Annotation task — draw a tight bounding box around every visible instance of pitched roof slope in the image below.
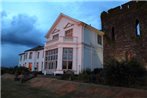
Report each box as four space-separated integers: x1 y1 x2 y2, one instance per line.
25 45 44 52
45 13 104 38
19 45 44 55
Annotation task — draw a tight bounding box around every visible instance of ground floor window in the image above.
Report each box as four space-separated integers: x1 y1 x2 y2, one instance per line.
62 48 73 70
45 48 58 69
35 62 38 71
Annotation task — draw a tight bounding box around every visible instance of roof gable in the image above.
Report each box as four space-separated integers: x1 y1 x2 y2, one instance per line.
64 22 74 29
52 28 60 34
45 13 104 38
45 13 81 38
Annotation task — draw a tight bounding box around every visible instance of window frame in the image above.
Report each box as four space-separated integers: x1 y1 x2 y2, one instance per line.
65 29 73 38
97 34 102 45
45 48 58 69
62 48 73 70
52 34 59 40
37 52 40 59
29 52 33 59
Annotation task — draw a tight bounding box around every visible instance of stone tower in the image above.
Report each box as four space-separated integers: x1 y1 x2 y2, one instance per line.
101 1 147 67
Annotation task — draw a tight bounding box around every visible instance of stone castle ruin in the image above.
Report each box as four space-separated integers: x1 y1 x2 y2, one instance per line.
101 1 147 67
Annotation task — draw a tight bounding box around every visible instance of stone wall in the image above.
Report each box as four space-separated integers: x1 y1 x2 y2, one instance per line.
101 1 147 66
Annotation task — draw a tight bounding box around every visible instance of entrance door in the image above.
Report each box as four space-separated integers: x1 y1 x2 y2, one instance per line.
29 63 32 71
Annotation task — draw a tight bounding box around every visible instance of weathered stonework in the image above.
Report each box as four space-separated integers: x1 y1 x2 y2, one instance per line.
101 1 147 66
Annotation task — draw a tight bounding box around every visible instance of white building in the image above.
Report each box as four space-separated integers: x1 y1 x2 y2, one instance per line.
19 46 44 72
44 13 104 75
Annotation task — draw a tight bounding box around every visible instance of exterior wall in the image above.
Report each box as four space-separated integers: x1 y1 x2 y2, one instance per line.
101 1 147 66
46 17 83 43
45 14 104 75
19 54 25 67
82 28 103 71
18 49 44 72
34 50 44 71
45 16 83 75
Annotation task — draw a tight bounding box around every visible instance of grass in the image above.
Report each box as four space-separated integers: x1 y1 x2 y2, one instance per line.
2 74 147 98
1 79 58 98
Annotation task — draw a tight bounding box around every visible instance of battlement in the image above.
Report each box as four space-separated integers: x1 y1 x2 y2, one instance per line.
101 1 146 19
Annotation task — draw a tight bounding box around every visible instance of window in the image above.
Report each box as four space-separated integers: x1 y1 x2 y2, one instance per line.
65 29 73 38
52 34 59 40
23 55 25 61
97 35 102 45
37 52 40 59
42 62 44 70
62 48 73 70
135 19 141 37
20 55 22 61
45 62 48 69
42 51 44 58
112 27 115 41
29 52 32 59
24 53 28 60
45 49 58 69
35 62 38 71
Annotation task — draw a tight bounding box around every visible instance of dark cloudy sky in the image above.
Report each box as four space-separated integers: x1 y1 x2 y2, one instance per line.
1 0 128 67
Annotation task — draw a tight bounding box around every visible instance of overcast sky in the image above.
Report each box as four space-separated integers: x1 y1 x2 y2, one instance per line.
1 0 128 67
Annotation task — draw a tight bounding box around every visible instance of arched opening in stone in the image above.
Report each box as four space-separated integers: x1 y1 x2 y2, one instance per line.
135 19 141 37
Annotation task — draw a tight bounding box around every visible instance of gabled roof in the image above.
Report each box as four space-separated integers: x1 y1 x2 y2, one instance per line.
45 13 104 38
19 53 25 55
24 45 44 52
19 46 44 55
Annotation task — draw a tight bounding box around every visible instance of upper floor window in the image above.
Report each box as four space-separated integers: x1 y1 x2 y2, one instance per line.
37 52 40 59
52 34 59 40
25 53 28 59
23 55 25 61
42 51 44 58
65 29 73 38
20 55 22 61
29 52 32 59
97 35 102 45
135 19 141 37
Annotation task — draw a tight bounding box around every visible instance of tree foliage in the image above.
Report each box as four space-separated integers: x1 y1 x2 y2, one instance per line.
104 59 146 87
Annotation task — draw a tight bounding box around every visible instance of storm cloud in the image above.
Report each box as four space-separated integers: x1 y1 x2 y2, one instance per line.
1 12 45 47
1 11 46 66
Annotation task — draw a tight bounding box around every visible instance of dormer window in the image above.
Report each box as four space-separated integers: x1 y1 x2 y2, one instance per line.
65 29 73 38
52 34 59 40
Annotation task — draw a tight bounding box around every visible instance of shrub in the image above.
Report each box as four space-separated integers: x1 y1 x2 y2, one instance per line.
92 68 103 74
78 68 92 82
104 58 146 87
1 66 30 75
61 70 74 80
